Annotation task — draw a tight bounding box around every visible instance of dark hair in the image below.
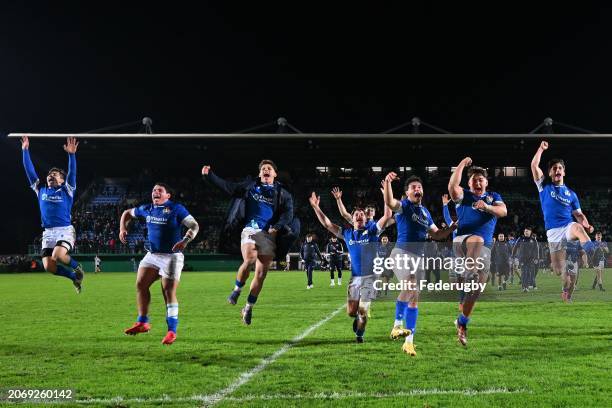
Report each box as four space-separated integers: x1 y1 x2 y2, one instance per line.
595 231 602 235
306 233 314 239
365 204 376 210
524 226 532 231
351 207 365 216
547 158 565 172
467 166 488 179
258 159 278 172
153 182 173 196
404 175 423 191
47 167 66 179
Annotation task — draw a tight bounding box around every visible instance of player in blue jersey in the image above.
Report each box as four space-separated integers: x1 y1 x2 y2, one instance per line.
119 183 199 345
331 187 395 229
383 173 456 355
202 160 295 326
449 157 507 346
309 192 392 343
531 141 596 302
21 136 84 293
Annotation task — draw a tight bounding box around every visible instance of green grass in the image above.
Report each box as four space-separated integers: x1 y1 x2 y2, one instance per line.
1 269 610 407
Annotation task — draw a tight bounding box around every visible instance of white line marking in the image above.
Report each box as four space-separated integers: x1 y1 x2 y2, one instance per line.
75 388 528 405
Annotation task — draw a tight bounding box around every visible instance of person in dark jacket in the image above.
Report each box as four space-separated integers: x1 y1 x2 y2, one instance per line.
491 233 511 290
513 227 539 292
202 160 295 326
301 234 323 289
326 236 344 286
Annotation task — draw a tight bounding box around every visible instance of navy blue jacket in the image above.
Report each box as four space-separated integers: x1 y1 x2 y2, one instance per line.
203 171 299 259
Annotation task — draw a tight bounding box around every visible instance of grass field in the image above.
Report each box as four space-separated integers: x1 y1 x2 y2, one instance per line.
1 269 611 407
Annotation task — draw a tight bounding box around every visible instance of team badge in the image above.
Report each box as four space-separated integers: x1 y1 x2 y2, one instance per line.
485 195 493 204
163 207 171 214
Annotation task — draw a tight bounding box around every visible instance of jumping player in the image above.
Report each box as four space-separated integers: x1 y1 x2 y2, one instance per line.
531 141 596 302
21 136 84 293
120 183 199 345
309 192 391 343
384 173 456 355
449 157 507 346
202 161 294 325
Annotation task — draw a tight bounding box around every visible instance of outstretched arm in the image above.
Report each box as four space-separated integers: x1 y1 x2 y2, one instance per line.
63 137 78 189
376 202 393 231
531 141 547 183
383 172 402 211
331 187 353 224
442 194 453 226
310 192 342 237
201 165 248 196
119 209 135 244
21 136 39 191
448 157 472 201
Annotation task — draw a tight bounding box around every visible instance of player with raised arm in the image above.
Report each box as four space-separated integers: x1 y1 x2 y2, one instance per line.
21 136 84 293
531 141 596 302
202 161 294 325
309 192 391 343
331 187 394 228
384 173 456 356
120 183 199 345
449 157 507 346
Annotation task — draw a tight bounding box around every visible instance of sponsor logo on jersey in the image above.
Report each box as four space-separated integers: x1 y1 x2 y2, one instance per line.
411 212 430 228
549 190 571 205
41 192 64 202
146 215 168 225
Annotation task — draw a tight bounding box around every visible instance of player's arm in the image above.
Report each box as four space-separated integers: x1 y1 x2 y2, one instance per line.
172 214 200 252
63 137 78 191
309 192 342 238
330 187 353 224
428 222 457 241
314 243 323 260
572 210 594 234
531 141 547 184
201 165 249 196
448 157 472 201
442 194 453 226
375 202 393 232
271 189 293 234
119 208 136 244
382 172 402 212
21 136 40 191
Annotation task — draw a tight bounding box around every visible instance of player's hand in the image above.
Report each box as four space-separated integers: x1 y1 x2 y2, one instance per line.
119 230 128 244
331 187 342 199
202 165 211 175
540 141 549 151
442 193 450 205
172 240 187 252
473 200 488 211
585 223 594 234
460 157 473 167
309 192 320 207
21 136 29 150
385 172 399 183
63 137 79 154
448 221 458 231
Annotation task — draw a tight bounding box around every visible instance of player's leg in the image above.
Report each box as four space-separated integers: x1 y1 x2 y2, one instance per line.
336 260 342 285
241 254 271 325
51 244 84 292
41 231 80 292
455 235 487 346
124 266 159 335
568 223 596 252
305 261 314 288
329 260 335 285
161 277 180 345
228 242 257 305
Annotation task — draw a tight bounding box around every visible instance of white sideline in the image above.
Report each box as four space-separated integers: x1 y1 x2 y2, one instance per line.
77 303 346 407
75 388 527 405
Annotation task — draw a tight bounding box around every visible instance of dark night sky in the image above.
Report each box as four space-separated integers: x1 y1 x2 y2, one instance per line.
2 3 612 252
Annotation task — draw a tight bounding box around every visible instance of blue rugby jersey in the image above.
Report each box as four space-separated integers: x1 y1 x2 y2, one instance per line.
132 200 190 253
535 177 581 231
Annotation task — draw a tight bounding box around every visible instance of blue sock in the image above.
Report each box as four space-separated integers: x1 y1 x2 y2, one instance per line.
137 315 149 323
395 300 408 321
235 279 245 289
581 241 595 253
355 317 365 337
166 303 179 333
247 293 258 305
54 265 76 281
67 257 79 269
457 313 470 327
404 306 418 334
